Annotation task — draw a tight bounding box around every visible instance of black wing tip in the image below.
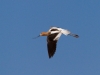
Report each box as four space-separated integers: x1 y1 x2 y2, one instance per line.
49 56 52 59
48 52 55 59
49 55 53 59
48 50 56 59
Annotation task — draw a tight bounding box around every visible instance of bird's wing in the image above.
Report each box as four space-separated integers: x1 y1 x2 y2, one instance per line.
47 33 58 58
47 40 57 58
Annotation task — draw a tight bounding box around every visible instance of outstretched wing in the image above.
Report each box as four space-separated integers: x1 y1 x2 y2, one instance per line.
47 33 58 58
47 40 57 58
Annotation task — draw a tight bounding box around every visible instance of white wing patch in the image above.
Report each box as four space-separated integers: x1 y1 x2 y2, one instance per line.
53 32 62 41
50 31 60 34
61 29 71 35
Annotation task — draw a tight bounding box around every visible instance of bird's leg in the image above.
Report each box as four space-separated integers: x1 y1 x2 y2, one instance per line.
69 33 79 38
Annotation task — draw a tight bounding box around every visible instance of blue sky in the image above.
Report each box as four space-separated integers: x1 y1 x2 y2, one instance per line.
0 0 100 75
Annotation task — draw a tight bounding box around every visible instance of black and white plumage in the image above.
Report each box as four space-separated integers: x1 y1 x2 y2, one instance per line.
47 29 59 58
47 27 79 58
33 26 79 58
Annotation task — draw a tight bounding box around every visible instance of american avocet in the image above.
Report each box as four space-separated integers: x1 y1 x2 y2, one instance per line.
33 26 79 58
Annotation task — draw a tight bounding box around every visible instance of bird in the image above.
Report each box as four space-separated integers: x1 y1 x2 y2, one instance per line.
33 26 79 58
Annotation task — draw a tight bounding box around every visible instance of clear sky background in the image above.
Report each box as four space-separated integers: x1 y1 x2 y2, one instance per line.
0 0 100 75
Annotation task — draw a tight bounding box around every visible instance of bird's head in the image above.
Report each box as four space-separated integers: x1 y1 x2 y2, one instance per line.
32 31 50 39
40 32 50 36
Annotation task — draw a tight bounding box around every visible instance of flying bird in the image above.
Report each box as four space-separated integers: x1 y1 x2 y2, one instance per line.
33 27 79 58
